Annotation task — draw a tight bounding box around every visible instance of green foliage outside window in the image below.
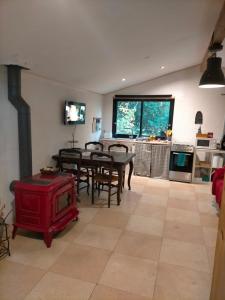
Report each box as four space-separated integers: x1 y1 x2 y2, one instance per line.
114 99 173 137
116 101 141 135
142 101 170 136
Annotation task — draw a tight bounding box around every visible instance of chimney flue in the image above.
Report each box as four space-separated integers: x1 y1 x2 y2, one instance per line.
7 65 32 180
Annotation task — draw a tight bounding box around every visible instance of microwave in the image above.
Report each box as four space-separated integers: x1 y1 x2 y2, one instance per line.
196 138 217 149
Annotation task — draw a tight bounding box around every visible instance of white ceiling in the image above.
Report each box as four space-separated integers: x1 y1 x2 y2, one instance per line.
0 0 224 94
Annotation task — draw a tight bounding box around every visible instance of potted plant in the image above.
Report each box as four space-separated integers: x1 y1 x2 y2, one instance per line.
165 129 172 141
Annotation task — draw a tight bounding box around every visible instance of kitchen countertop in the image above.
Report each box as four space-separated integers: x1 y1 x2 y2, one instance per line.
100 138 171 145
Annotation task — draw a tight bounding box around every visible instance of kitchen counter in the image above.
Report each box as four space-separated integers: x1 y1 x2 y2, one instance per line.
100 138 171 145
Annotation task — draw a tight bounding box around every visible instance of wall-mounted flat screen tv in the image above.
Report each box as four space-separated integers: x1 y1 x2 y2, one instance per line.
64 101 86 125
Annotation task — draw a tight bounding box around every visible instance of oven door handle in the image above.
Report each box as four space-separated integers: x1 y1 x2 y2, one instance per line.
173 152 192 156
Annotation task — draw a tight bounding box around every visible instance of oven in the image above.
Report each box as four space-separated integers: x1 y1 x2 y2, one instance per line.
169 144 194 183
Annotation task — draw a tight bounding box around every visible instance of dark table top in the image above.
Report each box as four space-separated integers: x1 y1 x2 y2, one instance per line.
52 149 135 166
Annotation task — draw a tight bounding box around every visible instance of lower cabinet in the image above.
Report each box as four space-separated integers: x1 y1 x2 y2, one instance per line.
133 143 151 177
101 139 171 179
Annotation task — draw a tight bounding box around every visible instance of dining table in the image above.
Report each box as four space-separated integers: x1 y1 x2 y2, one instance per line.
52 149 136 205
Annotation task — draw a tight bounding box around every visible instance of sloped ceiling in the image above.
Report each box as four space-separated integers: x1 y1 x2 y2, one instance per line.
0 0 224 94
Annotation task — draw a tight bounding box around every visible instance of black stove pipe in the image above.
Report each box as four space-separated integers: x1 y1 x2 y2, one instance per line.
7 65 32 180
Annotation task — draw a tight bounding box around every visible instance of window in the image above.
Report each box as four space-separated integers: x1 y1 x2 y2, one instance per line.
112 95 174 138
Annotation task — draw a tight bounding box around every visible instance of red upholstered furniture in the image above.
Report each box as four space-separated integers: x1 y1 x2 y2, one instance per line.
212 167 225 207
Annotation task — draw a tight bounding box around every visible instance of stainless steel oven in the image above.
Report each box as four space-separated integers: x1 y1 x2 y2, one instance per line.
169 144 194 183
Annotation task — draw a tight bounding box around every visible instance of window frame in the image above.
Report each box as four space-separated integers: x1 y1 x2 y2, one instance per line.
112 95 175 138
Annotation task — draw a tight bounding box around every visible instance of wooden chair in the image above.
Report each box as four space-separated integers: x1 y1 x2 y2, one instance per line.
84 141 104 177
108 144 128 189
85 141 104 151
90 152 119 208
58 148 90 196
108 144 129 153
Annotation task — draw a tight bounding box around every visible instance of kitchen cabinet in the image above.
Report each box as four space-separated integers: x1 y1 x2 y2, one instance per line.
100 138 171 179
192 149 225 183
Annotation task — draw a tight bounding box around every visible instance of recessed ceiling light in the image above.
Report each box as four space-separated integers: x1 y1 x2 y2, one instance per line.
160 66 165 70
121 78 126 82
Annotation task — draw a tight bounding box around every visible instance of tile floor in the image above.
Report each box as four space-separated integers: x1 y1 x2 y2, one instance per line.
0 176 219 300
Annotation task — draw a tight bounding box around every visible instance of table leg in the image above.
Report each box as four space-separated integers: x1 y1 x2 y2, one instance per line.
128 159 134 190
117 166 123 205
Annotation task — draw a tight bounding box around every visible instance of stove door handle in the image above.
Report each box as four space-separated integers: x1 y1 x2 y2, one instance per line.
173 152 192 155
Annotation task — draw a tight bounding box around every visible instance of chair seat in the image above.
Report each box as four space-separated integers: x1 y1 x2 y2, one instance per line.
94 173 118 183
63 168 89 177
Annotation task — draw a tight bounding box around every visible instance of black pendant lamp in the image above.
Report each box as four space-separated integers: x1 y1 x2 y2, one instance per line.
199 43 225 88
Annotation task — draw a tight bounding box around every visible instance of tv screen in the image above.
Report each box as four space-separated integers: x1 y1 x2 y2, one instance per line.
64 101 86 125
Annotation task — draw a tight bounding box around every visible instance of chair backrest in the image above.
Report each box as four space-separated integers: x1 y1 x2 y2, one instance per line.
85 141 104 151
58 148 82 172
90 152 114 176
108 143 128 153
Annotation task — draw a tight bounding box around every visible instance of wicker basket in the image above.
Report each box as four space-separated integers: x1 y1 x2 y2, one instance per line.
0 217 3 243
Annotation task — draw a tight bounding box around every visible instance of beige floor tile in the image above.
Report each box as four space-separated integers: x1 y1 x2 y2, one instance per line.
115 230 162 261
207 246 216 273
203 227 218 248
143 186 169 196
0 260 44 300
166 207 200 226
50 243 111 283
147 178 170 188
169 189 196 201
160 238 210 273
91 209 130 229
126 214 164 237
110 195 138 214
122 189 143 200
100 253 157 298
194 184 212 194
169 181 195 191
153 262 211 300
7 235 69 270
167 197 198 211
141 193 168 207
163 221 204 244
75 223 122 250
200 213 219 228
55 220 88 242
78 194 94 207
90 285 151 300
196 192 214 202
4 177 216 300
197 200 218 215
134 202 166 219
131 182 145 193
25 272 95 300
78 207 99 223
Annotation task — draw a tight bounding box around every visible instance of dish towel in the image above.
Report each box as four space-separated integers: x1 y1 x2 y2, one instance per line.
176 153 186 167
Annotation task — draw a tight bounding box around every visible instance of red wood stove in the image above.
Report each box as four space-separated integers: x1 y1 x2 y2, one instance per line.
13 173 79 247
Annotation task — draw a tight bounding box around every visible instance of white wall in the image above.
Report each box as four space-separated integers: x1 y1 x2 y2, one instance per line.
102 66 225 145
22 71 103 174
0 66 103 222
0 66 19 221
